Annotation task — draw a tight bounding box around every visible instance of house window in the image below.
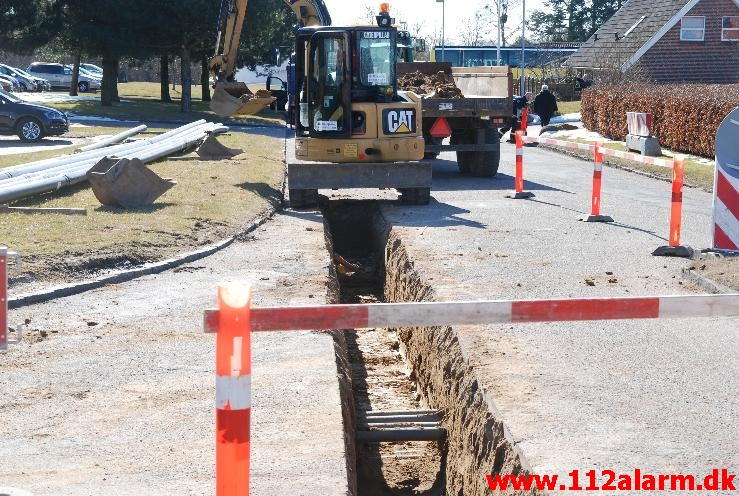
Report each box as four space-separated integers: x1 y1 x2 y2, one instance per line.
723 16 739 41
680 16 705 41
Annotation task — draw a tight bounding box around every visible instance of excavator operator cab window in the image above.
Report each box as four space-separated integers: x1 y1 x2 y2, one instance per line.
356 30 396 102
306 32 351 138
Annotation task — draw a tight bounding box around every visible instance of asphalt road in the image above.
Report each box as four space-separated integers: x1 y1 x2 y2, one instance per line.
378 142 738 492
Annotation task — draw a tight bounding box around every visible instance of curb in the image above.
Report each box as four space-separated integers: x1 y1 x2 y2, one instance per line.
9 213 273 310
680 268 734 294
10 128 291 310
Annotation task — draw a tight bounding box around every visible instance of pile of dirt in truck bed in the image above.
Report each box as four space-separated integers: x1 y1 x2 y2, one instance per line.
398 70 464 99
240 89 273 102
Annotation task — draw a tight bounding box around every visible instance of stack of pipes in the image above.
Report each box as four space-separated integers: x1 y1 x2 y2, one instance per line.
0 120 227 204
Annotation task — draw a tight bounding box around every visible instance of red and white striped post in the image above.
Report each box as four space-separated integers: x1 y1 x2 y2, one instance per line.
0 247 7 351
215 283 252 496
507 131 535 199
654 156 693 257
584 143 614 223
711 107 738 251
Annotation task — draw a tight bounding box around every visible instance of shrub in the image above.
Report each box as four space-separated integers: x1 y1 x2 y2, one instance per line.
581 84 739 158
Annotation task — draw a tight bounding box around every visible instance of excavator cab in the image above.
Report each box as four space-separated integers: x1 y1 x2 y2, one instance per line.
292 23 424 163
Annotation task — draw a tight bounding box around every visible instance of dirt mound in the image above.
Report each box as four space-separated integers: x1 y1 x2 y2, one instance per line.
398 71 464 99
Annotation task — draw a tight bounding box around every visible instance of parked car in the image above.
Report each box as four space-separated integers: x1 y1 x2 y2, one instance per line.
0 89 68 142
0 64 36 91
0 75 20 92
80 63 103 75
26 62 101 92
11 66 50 92
66 65 103 83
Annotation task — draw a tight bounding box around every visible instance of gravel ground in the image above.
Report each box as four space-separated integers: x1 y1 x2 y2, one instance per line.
0 210 351 495
378 143 737 492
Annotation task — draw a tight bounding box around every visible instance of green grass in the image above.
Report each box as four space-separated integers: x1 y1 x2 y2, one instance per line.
1 130 285 281
0 145 81 168
0 126 174 169
48 82 284 125
556 100 581 115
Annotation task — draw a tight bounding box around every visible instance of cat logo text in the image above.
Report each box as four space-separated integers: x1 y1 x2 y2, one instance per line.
383 109 416 135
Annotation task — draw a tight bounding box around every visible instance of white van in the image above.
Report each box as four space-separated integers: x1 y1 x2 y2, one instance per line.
26 63 101 92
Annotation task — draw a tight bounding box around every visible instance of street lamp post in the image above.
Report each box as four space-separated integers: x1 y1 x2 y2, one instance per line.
521 0 526 94
496 1 502 65
437 0 445 62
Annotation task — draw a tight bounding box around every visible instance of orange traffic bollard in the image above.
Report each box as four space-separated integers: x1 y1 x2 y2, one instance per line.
507 131 534 199
584 143 614 223
521 107 529 134
654 156 693 257
216 283 252 496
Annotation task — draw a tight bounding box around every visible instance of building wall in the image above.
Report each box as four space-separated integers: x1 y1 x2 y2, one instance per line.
433 47 578 68
638 0 739 83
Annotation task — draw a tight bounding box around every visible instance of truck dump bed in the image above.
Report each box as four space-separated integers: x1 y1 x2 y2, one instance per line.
397 62 513 118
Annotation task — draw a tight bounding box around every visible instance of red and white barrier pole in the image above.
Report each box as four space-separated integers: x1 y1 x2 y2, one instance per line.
0 247 7 351
654 156 693 257
585 143 614 223
215 283 252 496
204 294 739 334
507 131 534 199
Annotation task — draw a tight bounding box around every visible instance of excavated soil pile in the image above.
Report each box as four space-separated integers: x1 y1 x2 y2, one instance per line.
240 89 273 102
398 71 464 99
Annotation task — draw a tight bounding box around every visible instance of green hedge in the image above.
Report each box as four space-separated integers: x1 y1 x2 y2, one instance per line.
581 84 739 158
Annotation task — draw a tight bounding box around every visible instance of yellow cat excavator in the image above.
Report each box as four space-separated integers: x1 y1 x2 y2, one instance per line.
209 1 431 208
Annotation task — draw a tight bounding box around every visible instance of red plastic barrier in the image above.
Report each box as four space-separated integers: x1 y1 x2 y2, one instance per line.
668 157 686 248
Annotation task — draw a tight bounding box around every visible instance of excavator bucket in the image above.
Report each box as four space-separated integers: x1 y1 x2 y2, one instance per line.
210 81 276 117
87 157 177 209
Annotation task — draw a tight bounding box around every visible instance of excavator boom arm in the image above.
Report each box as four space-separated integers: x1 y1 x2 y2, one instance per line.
211 0 331 81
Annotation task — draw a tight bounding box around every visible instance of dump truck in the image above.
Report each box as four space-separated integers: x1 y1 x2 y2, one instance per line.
397 62 513 177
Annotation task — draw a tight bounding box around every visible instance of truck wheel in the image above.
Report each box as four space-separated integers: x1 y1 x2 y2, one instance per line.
468 124 501 178
289 189 318 209
451 133 471 173
399 188 431 205
423 136 442 159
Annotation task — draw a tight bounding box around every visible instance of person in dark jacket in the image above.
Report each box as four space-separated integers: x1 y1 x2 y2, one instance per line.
533 85 558 127
500 91 533 142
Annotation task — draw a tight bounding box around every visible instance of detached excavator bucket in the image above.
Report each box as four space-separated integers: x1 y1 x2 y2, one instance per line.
210 82 276 117
87 157 176 209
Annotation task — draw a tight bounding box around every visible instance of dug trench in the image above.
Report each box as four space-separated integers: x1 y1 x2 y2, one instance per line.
322 200 531 496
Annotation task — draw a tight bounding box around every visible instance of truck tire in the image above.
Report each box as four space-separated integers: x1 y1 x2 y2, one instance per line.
399 187 431 205
289 189 318 209
423 136 442 159
461 124 501 178
451 133 471 173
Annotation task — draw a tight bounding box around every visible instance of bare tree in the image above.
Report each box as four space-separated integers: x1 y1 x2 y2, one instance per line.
356 2 376 24
494 0 522 46
459 3 495 46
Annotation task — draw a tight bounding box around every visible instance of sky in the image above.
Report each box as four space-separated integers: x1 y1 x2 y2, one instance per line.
322 0 547 44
